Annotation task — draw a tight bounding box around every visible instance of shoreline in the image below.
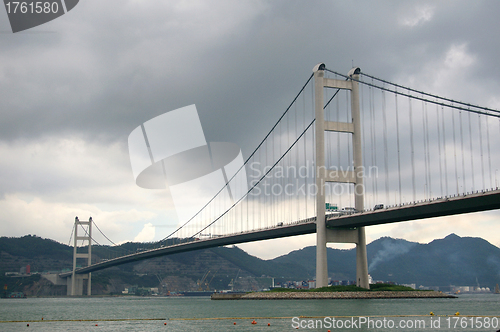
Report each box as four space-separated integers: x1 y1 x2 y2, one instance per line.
212 291 456 300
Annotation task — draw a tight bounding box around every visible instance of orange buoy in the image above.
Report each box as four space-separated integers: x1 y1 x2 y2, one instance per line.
251 320 257 325
234 322 237 325
164 322 167 325
268 323 270 326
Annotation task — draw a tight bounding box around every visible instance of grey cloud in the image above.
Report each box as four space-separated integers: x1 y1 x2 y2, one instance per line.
1 0 500 244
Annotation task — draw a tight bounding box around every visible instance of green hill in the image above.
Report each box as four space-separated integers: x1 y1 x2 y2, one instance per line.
1 233 499 295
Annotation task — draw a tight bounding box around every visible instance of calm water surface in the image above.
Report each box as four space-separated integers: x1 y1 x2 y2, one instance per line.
0 294 499 331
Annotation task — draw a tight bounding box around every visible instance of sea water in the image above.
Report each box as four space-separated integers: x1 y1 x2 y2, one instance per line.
0 294 499 331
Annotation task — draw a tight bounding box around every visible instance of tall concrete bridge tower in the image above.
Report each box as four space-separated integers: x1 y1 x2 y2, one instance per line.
69 216 92 296
313 63 369 289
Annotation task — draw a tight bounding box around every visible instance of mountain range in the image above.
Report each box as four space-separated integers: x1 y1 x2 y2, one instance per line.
1 233 499 295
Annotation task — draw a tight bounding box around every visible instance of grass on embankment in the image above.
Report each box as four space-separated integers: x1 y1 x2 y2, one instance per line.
268 284 418 293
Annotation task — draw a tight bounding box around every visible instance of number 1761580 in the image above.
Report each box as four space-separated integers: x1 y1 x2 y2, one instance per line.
5 2 60 14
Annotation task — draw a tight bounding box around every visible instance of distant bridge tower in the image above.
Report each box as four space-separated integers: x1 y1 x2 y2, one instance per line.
314 63 369 289
70 216 92 296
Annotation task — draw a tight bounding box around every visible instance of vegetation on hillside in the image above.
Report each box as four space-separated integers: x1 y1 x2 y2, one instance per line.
0 274 41 294
268 284 417 293
0 235 72 260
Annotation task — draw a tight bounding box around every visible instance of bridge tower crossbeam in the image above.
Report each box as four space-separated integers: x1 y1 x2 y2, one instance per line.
314 63 369 289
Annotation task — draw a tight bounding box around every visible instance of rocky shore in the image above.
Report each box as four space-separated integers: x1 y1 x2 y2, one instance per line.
212 291 456 300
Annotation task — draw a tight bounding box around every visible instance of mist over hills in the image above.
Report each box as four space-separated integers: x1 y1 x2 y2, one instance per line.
368 234 500 287
1 233 499 295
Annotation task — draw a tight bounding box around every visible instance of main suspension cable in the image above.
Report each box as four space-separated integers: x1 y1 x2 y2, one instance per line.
158 74 314 243
325 69 500 118
359 72 500 116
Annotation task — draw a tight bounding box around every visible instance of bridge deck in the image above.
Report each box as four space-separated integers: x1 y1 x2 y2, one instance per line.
60 220 317 277
327 189 500 228
61 189 500 277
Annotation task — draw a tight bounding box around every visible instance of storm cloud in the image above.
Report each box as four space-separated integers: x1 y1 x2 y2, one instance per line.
1 1 499 257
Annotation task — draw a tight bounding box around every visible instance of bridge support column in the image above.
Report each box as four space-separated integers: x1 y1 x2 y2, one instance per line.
67 275 84 296
313 63 369 289
70 216 93 296
314 64 328 289
350 67 370 290
356 227 369 288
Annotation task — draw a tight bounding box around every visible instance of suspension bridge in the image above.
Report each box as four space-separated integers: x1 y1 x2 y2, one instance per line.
57 63 500 296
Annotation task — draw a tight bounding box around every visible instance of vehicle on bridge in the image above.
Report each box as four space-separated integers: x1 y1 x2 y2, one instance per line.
341 207 358 214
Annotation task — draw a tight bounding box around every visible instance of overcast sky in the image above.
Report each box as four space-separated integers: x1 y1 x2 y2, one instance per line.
1 0 499 260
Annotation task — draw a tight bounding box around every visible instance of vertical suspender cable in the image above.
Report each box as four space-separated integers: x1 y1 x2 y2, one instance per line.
326 88 332 211
408 93 416 201
259 144 263 229
278 117 288 222
452 107 459 194
459 111 466 193
361 80 367 207
441 106 448 196
478 114 485 189
247 155 249 231
286 102 290 223
367 85 373 206
310 85 314 216
485 116 492 188
337 90 342 210
347 90 352 208
264 135 267 229
436 104 443 196
280 119 283 224
295 97 300 219
421 98 429 199
302 89 306 218
468 111 475 191
273 126 276 226
425 102 432 197
370 83 378 205
395 90 402 204
273 129 276 226
382 88 389 204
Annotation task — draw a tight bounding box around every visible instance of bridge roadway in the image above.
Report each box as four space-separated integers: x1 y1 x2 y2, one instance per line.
60 189 500 277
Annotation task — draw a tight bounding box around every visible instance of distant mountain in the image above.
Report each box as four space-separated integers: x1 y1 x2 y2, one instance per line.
271 234 500 288
270 237 418 280
1 233 499 294
368 234 500 288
